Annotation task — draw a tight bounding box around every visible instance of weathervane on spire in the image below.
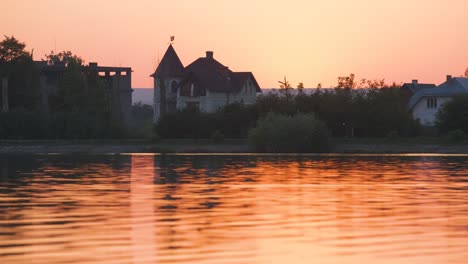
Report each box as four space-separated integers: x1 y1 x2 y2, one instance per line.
170 36 175 44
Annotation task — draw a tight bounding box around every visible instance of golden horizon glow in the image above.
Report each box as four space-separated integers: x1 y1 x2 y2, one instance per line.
2 0 468 88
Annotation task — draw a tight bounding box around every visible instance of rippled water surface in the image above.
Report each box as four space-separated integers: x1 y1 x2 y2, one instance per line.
1 154 468 264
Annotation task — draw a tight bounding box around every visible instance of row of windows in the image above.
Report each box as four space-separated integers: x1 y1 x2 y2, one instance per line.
168 80 254 96
427 97 437 109
169 81 205 97
180 83 206 97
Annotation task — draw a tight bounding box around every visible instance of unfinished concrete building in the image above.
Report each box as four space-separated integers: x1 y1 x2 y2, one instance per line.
36 61 133 127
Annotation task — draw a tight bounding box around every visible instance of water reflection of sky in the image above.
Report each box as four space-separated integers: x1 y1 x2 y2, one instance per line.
0 154 467 264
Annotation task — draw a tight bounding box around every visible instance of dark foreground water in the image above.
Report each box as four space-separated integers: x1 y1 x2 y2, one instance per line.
0 154 467 264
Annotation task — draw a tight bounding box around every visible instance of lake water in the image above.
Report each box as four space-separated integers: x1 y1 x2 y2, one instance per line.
1 154 467 264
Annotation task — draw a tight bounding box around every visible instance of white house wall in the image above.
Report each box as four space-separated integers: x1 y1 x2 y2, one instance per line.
412 96 452 126
176 81 257 113
154 76 259 122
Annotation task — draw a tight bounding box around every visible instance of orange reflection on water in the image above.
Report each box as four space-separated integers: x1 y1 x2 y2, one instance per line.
131 156 157 264
0 155 467 264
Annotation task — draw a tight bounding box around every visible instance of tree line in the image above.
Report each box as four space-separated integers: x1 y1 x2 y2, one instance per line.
156 75 419 139
0 36 125 139
1 35 467 141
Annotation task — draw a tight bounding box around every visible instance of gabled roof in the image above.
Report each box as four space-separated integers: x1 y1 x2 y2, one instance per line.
182 56 243 93
150 44 184 78
233 72 262 92
409 77 468 109
401 82 436 93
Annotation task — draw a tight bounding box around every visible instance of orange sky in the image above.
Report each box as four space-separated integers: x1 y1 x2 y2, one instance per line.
2 0 468 88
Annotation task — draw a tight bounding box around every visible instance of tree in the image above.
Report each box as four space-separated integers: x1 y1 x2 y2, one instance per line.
248 112 331 153
464 67 468 78
0 36 38 112
278 76 293 101
46 51 101 113
297 82 304 94
57 59 86 112
132 102 153 121
278 76 292 89
436 95 468 134
45 50 84 66
85 67 108 115
336 74 357 89
0 36 30 64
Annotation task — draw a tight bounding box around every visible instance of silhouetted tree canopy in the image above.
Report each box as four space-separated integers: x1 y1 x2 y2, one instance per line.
436 95 468 135
45 50 84 66
0 36 30 64
0 36 40 111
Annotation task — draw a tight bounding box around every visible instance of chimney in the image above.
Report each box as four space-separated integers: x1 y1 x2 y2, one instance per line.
446 75 452 81
412 79 418 86
89 62 98 68
206 51 213 59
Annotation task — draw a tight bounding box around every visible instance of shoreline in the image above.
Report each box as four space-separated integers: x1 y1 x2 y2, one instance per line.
1 139 468 154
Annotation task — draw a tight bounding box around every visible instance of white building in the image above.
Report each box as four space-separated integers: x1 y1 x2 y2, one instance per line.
150 45 261 122
408 76 468 126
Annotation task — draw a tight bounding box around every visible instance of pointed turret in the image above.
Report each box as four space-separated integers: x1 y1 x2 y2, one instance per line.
151 44 185 122
150 44 184 78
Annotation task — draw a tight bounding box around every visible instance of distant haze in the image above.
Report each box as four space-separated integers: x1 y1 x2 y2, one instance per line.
132 88 153 105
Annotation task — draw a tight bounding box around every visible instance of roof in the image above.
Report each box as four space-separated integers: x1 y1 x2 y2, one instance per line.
234 72 262 93
34 61 131 73
409 77 468 109
152 45 262 93
150 44 184 77
401 82 436 93
182 56 261 93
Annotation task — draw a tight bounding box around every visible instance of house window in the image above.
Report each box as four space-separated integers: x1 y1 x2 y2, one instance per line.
180 82 206 97
427 97 437 108
171 81 178 93
180 83 190 96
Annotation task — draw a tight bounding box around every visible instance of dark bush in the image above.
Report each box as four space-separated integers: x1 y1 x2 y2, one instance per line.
0 111 126 139
211 130 224 143
0 111 48 139
155 108 215 139
248 112 331 153
446 129 465 142
436 96 468 135
155 103 257 139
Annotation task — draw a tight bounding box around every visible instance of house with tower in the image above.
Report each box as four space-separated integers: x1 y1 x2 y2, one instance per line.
150 44 261 122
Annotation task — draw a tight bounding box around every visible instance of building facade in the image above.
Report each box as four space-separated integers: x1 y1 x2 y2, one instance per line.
36 61 133 127
151 45 261 122
407 76 468 126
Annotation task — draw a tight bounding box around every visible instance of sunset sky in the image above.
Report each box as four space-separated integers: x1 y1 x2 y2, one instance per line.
2 0 468 88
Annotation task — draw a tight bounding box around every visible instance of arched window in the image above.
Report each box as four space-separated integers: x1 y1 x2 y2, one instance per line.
171 80 178 93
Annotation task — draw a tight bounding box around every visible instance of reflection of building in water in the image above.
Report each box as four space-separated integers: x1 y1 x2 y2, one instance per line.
131 155 157 263
0 158 8 181
152 155 260 261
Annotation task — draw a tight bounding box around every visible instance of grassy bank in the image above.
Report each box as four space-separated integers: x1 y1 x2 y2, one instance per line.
1 137 468 154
